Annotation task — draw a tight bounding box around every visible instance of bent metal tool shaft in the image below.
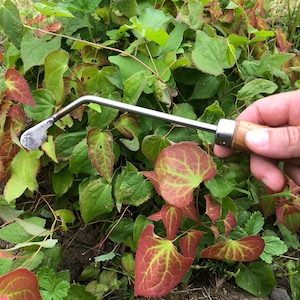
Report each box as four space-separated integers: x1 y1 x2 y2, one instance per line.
20 95 300 166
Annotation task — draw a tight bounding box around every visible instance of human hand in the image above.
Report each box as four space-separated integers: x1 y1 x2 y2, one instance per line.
214 90 300 192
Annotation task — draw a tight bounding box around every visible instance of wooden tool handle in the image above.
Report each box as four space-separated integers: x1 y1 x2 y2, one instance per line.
232 120 300 166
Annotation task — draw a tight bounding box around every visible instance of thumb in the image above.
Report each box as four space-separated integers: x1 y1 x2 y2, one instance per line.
245 126 300 159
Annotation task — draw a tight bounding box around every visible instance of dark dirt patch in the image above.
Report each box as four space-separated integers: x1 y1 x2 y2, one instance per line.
57 224 103 281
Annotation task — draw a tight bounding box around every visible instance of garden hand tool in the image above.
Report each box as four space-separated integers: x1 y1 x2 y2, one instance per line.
20 95 300 165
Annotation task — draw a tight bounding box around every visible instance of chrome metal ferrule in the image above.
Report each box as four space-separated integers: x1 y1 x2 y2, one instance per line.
215 119 236 148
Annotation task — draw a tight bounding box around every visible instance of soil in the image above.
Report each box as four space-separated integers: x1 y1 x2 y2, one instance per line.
55 223 292 300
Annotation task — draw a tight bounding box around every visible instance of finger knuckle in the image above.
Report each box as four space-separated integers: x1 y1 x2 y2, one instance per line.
284 126 300 148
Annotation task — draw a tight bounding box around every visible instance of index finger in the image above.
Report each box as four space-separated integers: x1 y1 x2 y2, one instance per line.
237 90 300 126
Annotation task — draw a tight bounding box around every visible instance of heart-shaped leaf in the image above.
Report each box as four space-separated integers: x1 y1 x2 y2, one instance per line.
201 236 265 262
0 268 42 300
135 224 193 297
152 142 217 208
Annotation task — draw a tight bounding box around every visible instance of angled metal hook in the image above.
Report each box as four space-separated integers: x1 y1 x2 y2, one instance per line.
20 95 217 150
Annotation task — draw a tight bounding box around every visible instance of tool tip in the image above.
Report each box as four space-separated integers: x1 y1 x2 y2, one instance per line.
20 119 54 150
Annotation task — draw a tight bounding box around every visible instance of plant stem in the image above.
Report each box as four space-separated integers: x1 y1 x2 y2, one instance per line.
288 2 300 42
23 24 164 83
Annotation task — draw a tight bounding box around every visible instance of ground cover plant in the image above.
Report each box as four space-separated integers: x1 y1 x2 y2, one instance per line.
0 0 299 299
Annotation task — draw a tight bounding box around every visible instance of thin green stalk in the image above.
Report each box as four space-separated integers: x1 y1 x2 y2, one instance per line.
288 2 300 42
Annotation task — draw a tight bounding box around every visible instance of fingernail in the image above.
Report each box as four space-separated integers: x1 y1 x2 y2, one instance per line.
261 177 270 187
246 129 269 148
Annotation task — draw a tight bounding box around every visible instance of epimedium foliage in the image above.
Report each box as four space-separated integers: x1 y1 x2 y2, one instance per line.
0 0 299 298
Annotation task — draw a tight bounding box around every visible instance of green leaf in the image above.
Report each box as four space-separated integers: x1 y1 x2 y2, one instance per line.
0 0 23 49
0 216 46 243
45 50 69 105
82 66 116 94
114 114 140 151
133 215 152 250
15 217 50 237
189 74 223 100
114 162 153 206
237 79 278 100
154 80 172 106
113 0 138 18
24 89 56 122
235 262 277 297
142 135 171 163
192 31 235 76
278 224 300 250
244 211 264 235
42 136 58 163
255 52 294 76
123 71 146 105
94 250 116 263
65 284 96 300
178 0 204 30
162 22 188 54
38 267 71 300
55 131 86 159
197 101 225 145
69 139 98 175
205 172 235 198
0 206 23 223
21 32 61 72
287 260 300 300
80 178 114 224
108 218 134 249
11 240 58 252
4 149 43 202
55 209 75 230
260 236 288 263
68 0 103 14
131 8 170 45
33 2 74 17
52 168 74 197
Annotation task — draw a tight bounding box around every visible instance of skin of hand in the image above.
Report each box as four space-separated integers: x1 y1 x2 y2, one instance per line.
214 90 300 192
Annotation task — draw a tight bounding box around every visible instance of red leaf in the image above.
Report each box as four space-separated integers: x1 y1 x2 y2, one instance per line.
182 201 200 223
142 171 162 195
87 129 114 182
0 132 19 181
7 105 26 135
276 28 293 53
205 194 221 222
148 210 162 222
161 204 182 240
210 224 220 242
154 142 217 208
46 22 62 33
135 224 193 297
224 211 236 236
5 69 36 106
276 200 300 233
201 236 265 262
0 250 24 259
0 268 42 300
0 50 3 63
180 230 205 258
